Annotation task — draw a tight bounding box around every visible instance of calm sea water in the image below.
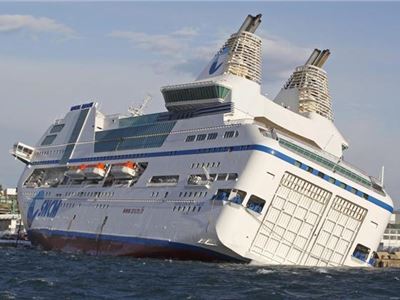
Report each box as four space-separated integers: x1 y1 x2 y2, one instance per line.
0 246 400 299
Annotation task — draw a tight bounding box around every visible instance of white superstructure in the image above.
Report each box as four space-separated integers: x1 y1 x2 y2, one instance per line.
11 14 393 266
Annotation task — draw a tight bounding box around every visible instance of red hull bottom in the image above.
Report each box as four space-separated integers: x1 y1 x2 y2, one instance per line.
28 229 244 262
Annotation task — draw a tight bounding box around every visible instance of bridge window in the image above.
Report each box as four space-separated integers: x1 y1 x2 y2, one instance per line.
41 134 57 146
95 121 176 152
162 84 231 103
50 124 65 133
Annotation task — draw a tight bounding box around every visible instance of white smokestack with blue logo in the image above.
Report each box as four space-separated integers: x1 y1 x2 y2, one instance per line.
197 14 262 84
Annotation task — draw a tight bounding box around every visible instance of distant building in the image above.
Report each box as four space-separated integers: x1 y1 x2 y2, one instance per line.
4 188 17 197
380 211 400 249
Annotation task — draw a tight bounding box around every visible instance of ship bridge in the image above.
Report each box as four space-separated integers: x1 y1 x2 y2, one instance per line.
161 81 232 111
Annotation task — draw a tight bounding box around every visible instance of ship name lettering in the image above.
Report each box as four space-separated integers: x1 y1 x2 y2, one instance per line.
122 207 144 214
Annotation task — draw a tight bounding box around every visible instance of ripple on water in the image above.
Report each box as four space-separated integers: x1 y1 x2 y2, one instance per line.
256 268 276 275
1 247 400 299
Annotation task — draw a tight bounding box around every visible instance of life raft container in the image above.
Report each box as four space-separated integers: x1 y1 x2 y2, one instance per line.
110 161 139 179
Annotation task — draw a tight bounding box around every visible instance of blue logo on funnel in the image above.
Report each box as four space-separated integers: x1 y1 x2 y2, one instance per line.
209 59 223 75
208 47 229 75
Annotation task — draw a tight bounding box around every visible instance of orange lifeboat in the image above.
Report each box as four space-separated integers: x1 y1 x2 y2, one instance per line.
82 163 106 180
110 161 139 179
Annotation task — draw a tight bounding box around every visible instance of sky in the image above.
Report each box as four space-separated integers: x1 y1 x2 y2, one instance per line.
0 2 399 205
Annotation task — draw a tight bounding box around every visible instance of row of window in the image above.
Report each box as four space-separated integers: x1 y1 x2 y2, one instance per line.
186 132 218 142
162 84 231 104
384 229 400 234
95 203 110 209
61 202 76 208
65 191 115 198
37 149 65 156
280 139 378 193
383 235 400 240
223 130 239 139
94 121 176 153
187 173 238 185
150 191 208 199
178 191 208 198
173 205 202 213
293 160 371 201
190 161 221 169
148 172 238 187
185 130 239 143
150 191 169 198
212 189 266 214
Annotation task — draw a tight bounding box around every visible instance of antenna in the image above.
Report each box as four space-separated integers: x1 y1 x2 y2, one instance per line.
128 94 152 117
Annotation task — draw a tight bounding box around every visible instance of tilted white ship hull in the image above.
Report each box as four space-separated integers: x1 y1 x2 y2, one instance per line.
12 15 393 266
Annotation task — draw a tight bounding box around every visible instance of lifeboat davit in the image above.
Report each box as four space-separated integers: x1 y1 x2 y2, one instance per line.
110 161 139 179
82 163 106 180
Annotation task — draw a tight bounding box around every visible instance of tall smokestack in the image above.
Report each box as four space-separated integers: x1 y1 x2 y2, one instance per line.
274 48 334 121
196 14 263 84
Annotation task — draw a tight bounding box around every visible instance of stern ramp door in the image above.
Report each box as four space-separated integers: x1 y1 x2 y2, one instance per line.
249 172 367 266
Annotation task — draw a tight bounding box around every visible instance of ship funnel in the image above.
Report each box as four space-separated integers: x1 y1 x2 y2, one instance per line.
238 14 262 34
305 49 321 65
274 48 334 121
196 14 263 84
305 49 330 68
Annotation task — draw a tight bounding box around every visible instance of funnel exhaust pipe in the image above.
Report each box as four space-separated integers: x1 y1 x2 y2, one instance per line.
237 14 262 34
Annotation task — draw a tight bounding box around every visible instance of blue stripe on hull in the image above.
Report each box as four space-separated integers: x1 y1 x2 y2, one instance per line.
30 143 393 213
28 229 245 262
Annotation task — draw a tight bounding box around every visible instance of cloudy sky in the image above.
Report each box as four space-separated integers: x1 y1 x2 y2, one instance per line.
0 2 399 205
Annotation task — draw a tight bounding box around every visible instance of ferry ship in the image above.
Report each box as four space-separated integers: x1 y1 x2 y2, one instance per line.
11 15 393 266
